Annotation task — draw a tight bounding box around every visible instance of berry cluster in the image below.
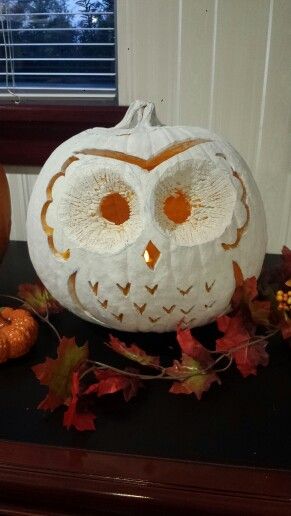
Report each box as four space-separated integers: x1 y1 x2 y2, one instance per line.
276 288 291 313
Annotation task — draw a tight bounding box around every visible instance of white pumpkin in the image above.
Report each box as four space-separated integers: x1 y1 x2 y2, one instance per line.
27 100 267 333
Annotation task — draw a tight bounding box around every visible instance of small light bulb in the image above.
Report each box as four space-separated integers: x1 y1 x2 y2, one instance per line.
144 250 150 263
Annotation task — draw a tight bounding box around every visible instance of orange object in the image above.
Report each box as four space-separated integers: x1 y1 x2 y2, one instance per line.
164 190 191 224
0 166 11 262
0 307 38 363
100 192 130 225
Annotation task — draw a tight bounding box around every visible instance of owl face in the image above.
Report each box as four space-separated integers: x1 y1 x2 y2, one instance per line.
28 123 267 333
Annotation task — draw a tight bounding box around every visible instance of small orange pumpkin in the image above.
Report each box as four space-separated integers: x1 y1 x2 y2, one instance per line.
0 307 38 363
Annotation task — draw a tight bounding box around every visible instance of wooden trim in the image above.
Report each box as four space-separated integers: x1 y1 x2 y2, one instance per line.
0 105 128 167
0 441 290 515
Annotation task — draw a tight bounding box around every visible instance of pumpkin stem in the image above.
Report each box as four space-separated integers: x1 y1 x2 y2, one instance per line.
115 100 160 130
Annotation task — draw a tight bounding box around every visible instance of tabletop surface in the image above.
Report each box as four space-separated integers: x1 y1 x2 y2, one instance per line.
0 242 290 471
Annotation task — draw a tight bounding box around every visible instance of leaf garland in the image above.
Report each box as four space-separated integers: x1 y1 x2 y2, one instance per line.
1 248 290 431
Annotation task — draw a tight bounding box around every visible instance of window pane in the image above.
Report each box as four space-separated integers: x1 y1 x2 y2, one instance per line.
0 0 116 100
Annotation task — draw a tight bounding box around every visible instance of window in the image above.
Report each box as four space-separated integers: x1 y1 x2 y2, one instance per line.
0 0 116 104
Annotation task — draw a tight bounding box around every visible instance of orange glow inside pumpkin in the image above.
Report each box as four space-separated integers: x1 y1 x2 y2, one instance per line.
100 192 130 225
143 240 161 269
163 190 191 224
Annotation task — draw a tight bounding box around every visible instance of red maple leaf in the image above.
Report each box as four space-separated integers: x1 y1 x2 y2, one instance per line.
176 324 213 368
249 299 272 327
38 392 64 412
216 313 269 377
107 335 160 367
167 354 220 400
85 369 142 402
18 282 63 316
260 246 291 294
231 262 271 326
63 372 95 431
32 337 89 411
236 339 269 376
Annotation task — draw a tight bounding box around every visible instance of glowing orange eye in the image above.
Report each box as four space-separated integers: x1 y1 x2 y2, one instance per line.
100 192 130 225
163 190 191 224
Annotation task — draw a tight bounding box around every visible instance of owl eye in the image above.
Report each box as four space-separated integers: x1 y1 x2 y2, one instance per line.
58 162 142 254
100 192 130 225
152 159 237 246
163 190 191 224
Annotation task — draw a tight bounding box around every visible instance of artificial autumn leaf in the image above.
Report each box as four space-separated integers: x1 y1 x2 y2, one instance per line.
170 373 220 398
63 372 95 431
18 282 63 316
107 334 160 367
231 265 257 310
260 246 291 295
216 313 269 377
167 354 220 400
277 312 291 341
32 336 89 411
281 246 291 281
38 391 64 411
281 321 291 341
85 369 141 402
176 324 213 368
237 339 269 377
249 299 272 327
231 262 271 326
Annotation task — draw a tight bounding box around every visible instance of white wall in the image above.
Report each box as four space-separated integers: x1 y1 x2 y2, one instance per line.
118 0 291 253
4 0 291 252
5 166 38 241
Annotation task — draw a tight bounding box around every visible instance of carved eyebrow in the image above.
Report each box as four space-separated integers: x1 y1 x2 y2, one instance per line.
77 138 211 172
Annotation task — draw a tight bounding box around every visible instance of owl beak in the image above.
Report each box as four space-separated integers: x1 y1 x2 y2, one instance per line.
142 240 161 269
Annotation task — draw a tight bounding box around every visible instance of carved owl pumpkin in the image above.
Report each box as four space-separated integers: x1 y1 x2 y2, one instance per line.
27 100 267 333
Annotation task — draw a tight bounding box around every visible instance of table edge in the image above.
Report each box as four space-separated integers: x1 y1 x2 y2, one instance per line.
0 440 290 515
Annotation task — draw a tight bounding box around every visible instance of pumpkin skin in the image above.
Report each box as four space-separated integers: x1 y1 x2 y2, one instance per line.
0 308 38 363
0 166 11 262
27 100 267 333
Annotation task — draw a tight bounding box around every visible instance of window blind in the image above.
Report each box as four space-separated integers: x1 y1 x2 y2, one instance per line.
0 0 116 103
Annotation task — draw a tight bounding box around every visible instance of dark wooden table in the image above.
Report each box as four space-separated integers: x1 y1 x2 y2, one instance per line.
0 242 290 515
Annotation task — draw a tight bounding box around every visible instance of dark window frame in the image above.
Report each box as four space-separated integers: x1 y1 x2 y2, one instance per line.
0 2 123 166
0 104 128 166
